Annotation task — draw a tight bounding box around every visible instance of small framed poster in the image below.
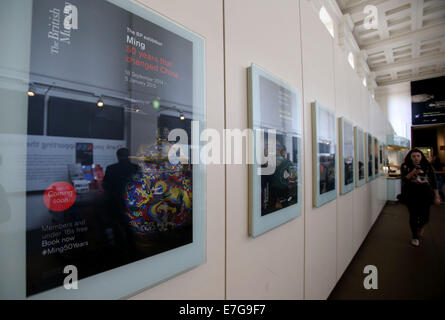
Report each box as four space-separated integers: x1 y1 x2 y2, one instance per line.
354 126 366 187
339 117 354 194
374 137 379 177
10 0 206 300
366 132 374 181
379 142 384 176
312 101 337 207
248 64 302 238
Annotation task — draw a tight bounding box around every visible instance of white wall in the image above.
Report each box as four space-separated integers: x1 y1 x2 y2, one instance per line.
300 0 337 299
224 0 305 300
375 82 411 140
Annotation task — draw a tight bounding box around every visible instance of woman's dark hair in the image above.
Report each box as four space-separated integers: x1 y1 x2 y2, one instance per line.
403 148 430 168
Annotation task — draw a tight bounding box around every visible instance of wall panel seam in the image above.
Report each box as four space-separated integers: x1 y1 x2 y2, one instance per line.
297 0 307 301
222 0 228 301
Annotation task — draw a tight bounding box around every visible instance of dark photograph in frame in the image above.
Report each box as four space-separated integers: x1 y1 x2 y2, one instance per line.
339 117 354 194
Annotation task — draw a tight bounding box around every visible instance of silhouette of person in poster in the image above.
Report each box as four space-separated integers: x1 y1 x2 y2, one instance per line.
102 148 138 259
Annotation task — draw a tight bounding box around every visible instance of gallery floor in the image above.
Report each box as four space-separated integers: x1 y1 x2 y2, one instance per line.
329 201 445 300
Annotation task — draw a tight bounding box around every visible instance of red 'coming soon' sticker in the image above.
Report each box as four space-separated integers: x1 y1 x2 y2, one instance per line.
43 182 77 212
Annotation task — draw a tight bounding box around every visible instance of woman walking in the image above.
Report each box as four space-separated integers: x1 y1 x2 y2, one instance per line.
401 149 441 247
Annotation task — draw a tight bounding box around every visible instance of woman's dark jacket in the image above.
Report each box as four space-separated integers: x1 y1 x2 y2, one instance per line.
400 162 438 204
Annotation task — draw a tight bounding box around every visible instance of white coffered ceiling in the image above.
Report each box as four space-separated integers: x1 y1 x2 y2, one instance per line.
336 0 445 86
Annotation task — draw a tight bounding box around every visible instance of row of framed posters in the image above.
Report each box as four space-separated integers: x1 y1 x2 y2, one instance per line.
313 103 386 207
248 64 386 237
0 0 205 299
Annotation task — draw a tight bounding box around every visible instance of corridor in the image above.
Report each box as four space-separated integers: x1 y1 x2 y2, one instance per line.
329 202 445 299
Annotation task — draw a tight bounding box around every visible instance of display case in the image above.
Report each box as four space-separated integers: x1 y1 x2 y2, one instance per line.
387 134 411 149
386 135 410 201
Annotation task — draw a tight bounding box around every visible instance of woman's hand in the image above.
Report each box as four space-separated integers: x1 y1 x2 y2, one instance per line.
406 168 421 179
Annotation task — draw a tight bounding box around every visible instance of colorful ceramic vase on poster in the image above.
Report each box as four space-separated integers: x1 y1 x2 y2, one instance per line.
248 64 302 238
312 101 337 207
124 129 193 236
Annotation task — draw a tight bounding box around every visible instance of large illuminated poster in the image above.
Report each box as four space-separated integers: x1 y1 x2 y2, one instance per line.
25 0 205 298
411 76 445 125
